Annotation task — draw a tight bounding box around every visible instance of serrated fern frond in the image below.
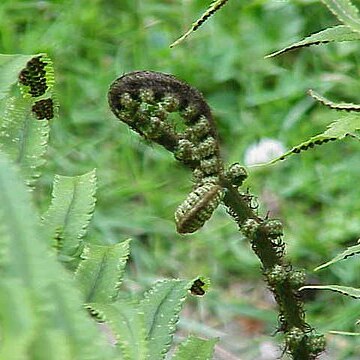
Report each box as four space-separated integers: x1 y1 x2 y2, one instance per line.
0 153 116 359
0 53 57 188
320 0 360 34
315 240 360 271
309 89 360 112
267 113 360 164
172 335 218 360
0 54 37 100
170 0 230 47
88 301 148 360
140 279 191 360
266 25 360 58
41 169 97 270
0 96 50 187
75 240 131 303
0 278 36 359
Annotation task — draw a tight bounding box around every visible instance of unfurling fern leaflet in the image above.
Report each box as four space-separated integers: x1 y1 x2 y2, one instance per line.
108 71 225 233
175 183 223 234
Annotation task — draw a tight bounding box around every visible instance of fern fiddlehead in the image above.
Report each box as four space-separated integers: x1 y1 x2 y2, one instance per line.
108 71 224 233
108 71 325 359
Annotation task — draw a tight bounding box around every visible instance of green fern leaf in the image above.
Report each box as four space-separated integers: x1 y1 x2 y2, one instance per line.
41 169 97 270
0 53 56 188
321 0 360 34
75 240 131 303
300 285 360 299
309 89 360 111
140 279 190 359
266 25 360 58
172 335 217 360
315 241 360 271
0 279 36 360
170 0 229 47
268 113 360 164
0 153 115 359
0 96 50 187
89 301 148 360
0 54 36 100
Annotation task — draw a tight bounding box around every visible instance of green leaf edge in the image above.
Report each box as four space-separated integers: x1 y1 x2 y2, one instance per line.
266 25 360 58
300 284 360 299
320 0 360 34
170 0 229 48
315 240 360 271
264 113 360 165
172 335 218 360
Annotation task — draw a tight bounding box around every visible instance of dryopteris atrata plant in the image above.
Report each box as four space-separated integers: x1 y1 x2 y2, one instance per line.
0 53 218 360
108 70 326 359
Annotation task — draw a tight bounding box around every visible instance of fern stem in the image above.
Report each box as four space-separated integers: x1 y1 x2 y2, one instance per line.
221 178 324 359
108 71 325 359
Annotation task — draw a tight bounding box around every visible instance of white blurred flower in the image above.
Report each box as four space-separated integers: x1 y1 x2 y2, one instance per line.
244 138 286 166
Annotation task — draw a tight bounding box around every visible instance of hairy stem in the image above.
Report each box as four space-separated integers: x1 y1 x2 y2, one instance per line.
108 71 325 359
220 177 324 359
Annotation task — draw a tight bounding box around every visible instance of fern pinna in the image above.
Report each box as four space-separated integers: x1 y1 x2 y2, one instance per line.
108 71 326 359
0 54 220 360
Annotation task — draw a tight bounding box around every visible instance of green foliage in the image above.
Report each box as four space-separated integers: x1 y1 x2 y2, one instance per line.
0 95 49 186
265 0 360 164
329 331 360 336
0 54 35 100
1 1 359 358
89 301 148 360
265 25 360 58
321 0 360 33
88 278 215 360
41 169 97 270
308 89 360 112
170 0 230 47
140 279 191 359
0 52 215 360
172 335 217 360
305 239 360 337
301 284 360 299
0 153 116 360
0 53 55 187
315 240 360 271
76 241 130 303
268 112 360 164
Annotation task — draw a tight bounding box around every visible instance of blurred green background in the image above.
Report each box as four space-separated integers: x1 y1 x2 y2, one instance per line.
1 0 359 358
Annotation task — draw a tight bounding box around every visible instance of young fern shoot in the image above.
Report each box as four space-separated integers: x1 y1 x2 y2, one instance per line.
108 71 326 359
